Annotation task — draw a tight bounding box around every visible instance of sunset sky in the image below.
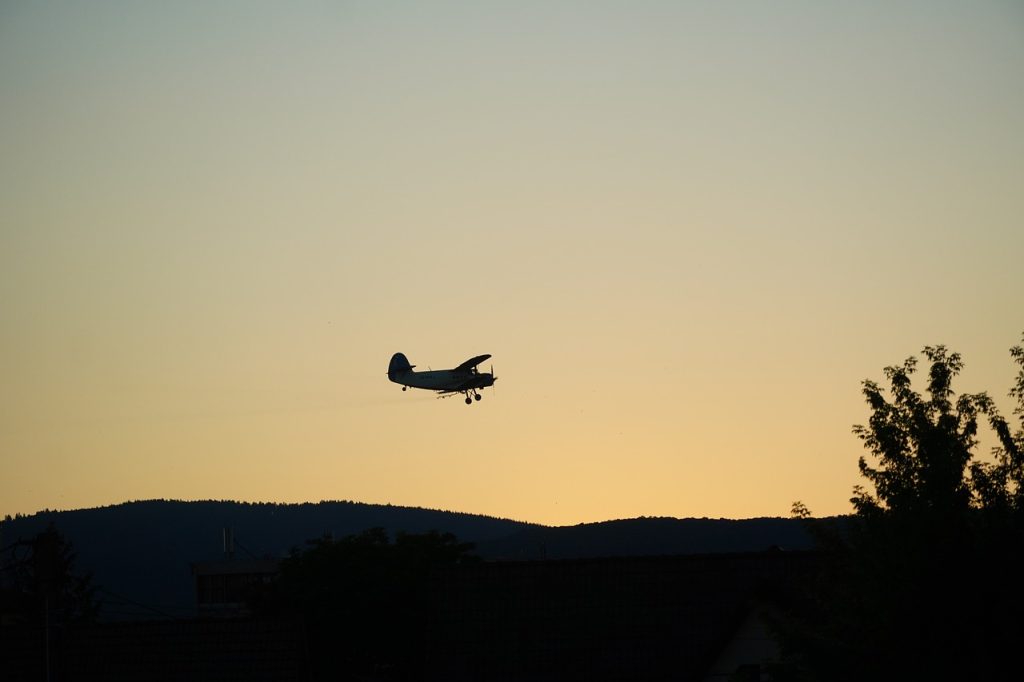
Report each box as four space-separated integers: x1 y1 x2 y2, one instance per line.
2 1 1022 525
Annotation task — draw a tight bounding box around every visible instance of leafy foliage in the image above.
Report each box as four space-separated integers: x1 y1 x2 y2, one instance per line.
851 340 1024 519
779 334 1024 681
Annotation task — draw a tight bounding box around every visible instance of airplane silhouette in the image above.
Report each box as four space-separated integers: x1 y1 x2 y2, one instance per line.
388 353 497 405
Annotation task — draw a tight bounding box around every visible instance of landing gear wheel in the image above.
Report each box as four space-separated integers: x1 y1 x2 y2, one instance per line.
465 397 472 405
474 393 482 401
402 386 407 391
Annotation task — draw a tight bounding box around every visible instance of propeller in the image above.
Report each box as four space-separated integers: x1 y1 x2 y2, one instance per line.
491 364 497 395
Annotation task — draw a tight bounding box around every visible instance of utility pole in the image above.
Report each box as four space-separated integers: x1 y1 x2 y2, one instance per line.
34 529 61 682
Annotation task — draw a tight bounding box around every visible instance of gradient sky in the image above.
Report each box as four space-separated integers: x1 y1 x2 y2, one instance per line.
2 1 1022 525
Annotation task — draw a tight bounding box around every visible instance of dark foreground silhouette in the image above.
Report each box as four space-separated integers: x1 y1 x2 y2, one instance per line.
2 524 814 681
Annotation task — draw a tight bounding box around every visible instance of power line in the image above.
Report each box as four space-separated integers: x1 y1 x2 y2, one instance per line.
95 587 181 621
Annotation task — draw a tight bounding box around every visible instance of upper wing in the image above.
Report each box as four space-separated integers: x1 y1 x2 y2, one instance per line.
453 354 491 372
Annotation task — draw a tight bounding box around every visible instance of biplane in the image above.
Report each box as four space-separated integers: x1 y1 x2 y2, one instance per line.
387 352 497 404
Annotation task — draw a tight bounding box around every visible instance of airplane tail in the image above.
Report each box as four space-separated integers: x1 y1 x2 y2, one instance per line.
388 353 413 381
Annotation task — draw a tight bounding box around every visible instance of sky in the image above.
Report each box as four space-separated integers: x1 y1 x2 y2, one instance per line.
2 1 1022 525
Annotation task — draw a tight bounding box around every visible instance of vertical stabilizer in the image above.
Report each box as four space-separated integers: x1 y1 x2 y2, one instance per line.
388 353 413 381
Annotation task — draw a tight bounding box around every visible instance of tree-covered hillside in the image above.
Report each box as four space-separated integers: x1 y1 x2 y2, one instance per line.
1 500 815 621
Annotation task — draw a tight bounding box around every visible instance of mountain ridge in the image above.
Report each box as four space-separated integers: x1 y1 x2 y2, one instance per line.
1 499 825 620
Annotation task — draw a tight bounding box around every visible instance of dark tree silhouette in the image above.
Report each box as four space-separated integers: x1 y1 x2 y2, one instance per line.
777 334 1024 681
1 522 97 626
0 524 97 681
250 527 478 681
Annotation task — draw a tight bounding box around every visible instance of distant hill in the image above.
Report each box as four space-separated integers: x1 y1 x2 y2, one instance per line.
476 516 819 560
1 500 535 620
0 500 823 621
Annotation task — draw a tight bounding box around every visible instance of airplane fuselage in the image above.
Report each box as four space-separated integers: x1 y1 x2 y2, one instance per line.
395 369 495 393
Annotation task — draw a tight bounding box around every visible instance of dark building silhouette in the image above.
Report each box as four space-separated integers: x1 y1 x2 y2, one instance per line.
193 559 279 618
